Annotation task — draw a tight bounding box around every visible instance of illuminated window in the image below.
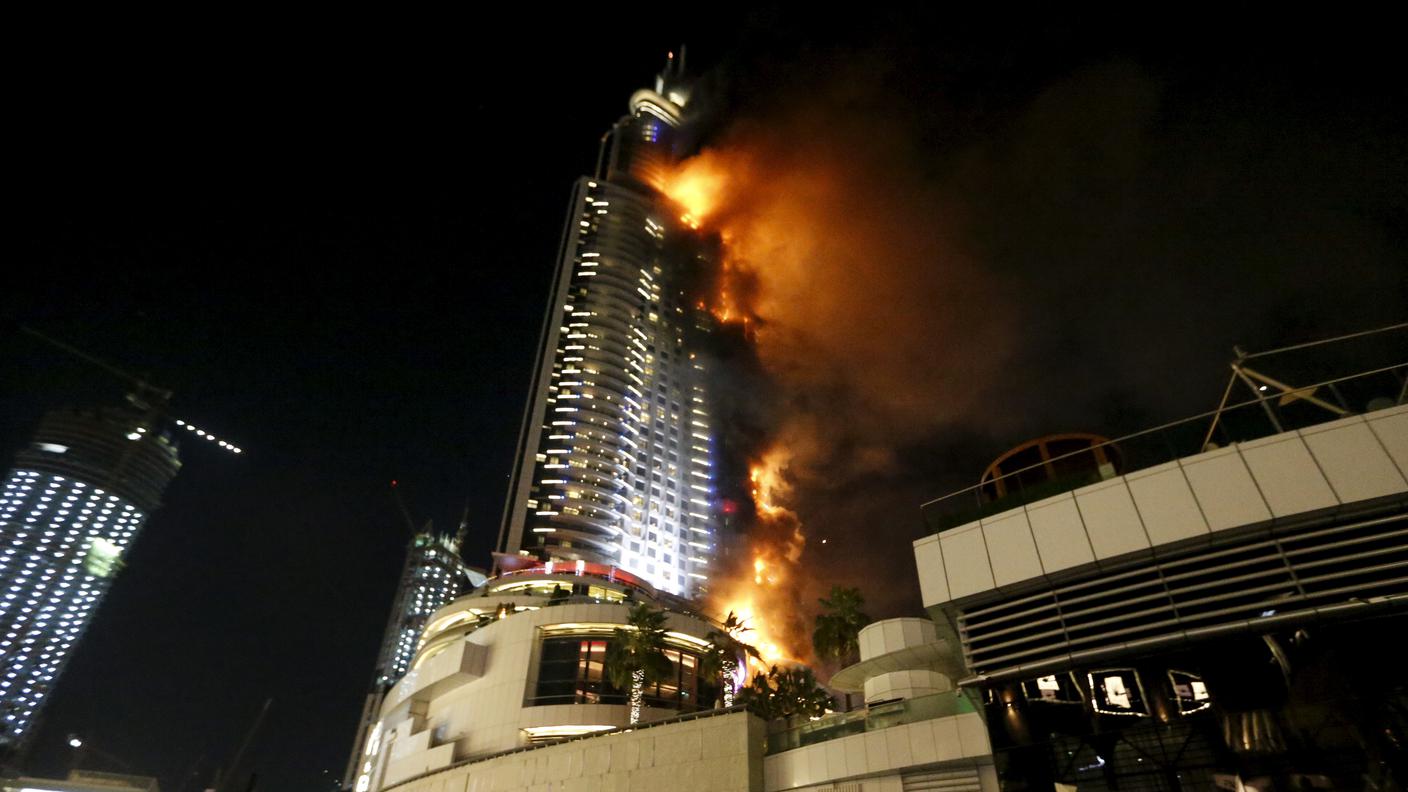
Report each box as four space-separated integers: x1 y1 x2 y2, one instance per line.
1088 669 1150 717
533 638 620 705
1169 669 1212 715
530 637 708 711
1021 673 1083 704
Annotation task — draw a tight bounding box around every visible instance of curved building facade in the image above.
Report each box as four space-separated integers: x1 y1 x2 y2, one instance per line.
0 404 181 751
497 57 720 599
351 564 723 790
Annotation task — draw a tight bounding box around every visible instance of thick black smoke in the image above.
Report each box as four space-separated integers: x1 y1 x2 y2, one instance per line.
681 18 1408 619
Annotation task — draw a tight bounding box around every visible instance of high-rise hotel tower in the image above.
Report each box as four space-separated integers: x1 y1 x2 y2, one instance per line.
0 398 181 752
497 54 720 599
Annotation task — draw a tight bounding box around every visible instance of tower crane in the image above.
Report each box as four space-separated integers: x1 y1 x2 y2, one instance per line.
17 323 246 456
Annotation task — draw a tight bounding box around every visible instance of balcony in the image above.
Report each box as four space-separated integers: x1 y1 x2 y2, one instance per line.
392 639 487 706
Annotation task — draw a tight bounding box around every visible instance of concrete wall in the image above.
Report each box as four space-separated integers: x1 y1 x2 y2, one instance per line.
914 405 1408 608
864 670 951 704
382 710 763 792
369 601 715 785
763 712 995 791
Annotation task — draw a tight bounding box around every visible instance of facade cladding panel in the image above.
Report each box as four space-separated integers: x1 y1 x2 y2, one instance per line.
956 508 1408 679
498 63 719 599
0 405 181 749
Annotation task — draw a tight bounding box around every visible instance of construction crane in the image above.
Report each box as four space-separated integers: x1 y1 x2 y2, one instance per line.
17 323 246 456
390 479 475 559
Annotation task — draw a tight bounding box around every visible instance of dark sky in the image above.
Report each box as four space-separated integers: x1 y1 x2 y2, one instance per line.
6 9 1405 792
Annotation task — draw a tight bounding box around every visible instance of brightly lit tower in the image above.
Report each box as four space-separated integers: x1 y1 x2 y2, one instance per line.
496 51 721 598
0 397 181 751
341 518 483 792
372 530 480 688
0 327 242 756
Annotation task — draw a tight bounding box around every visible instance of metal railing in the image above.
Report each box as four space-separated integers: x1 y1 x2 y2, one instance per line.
921 361 1406 535
765 689 980 755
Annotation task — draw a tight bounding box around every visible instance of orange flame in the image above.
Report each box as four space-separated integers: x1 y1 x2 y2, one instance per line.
664 155 755 329
664 153 812 666
714 448 809 667
663 159 728 224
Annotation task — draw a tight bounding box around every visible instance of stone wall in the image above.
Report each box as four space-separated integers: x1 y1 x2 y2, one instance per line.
385 710 764 792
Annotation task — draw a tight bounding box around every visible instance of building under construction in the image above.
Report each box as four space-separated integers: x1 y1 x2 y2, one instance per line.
0 400 182 753
341 523 483 791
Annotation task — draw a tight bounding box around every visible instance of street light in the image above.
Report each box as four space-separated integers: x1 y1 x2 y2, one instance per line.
68 735 83 749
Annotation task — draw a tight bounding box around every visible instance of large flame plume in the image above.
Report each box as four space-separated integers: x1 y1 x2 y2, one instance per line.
665 109 1014 663
710 445 807 668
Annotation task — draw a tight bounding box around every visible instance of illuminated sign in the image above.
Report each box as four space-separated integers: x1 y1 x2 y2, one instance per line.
1021 673 1083 704
1169 669 1212 714
1088 669 1149 716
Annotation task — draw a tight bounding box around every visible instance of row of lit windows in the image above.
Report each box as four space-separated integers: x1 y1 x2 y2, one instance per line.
1 471 147 741
527 185 717 594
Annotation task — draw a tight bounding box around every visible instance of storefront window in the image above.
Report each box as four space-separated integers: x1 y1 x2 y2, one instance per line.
531 637 704 710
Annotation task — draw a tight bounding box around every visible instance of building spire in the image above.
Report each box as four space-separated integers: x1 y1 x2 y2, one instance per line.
654 46 690 108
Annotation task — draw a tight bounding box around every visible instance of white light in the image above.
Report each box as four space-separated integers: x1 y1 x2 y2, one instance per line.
68 736 83 748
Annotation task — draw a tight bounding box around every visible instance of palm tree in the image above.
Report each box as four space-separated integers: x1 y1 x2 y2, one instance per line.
737 665 832 721
604 602 673 724
813 586 871 710
699 611 762 708
812 586 870 666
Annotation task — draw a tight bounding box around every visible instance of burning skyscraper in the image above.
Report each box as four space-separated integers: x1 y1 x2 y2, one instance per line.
496 53 722 599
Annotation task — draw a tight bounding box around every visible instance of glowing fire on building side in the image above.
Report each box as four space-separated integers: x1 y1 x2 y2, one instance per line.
662 155 817 669
709 448 808 669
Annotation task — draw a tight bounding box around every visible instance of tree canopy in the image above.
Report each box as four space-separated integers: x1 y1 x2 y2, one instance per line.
604 602 673 723
700 611 763 707
737 664 832 721
812 585 871 666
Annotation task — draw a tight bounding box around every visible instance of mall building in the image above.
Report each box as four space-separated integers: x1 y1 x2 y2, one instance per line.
351 559 997 792
913 351 1408 789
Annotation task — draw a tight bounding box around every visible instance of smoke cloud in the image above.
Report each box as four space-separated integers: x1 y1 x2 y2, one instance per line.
674 35 1408 646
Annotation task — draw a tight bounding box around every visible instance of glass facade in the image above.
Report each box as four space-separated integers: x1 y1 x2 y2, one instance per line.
498 61 720 599
373 533 473 687
531 636 709 711
0 405 180 751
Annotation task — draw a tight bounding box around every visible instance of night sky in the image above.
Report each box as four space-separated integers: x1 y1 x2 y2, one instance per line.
6 10 1405 792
